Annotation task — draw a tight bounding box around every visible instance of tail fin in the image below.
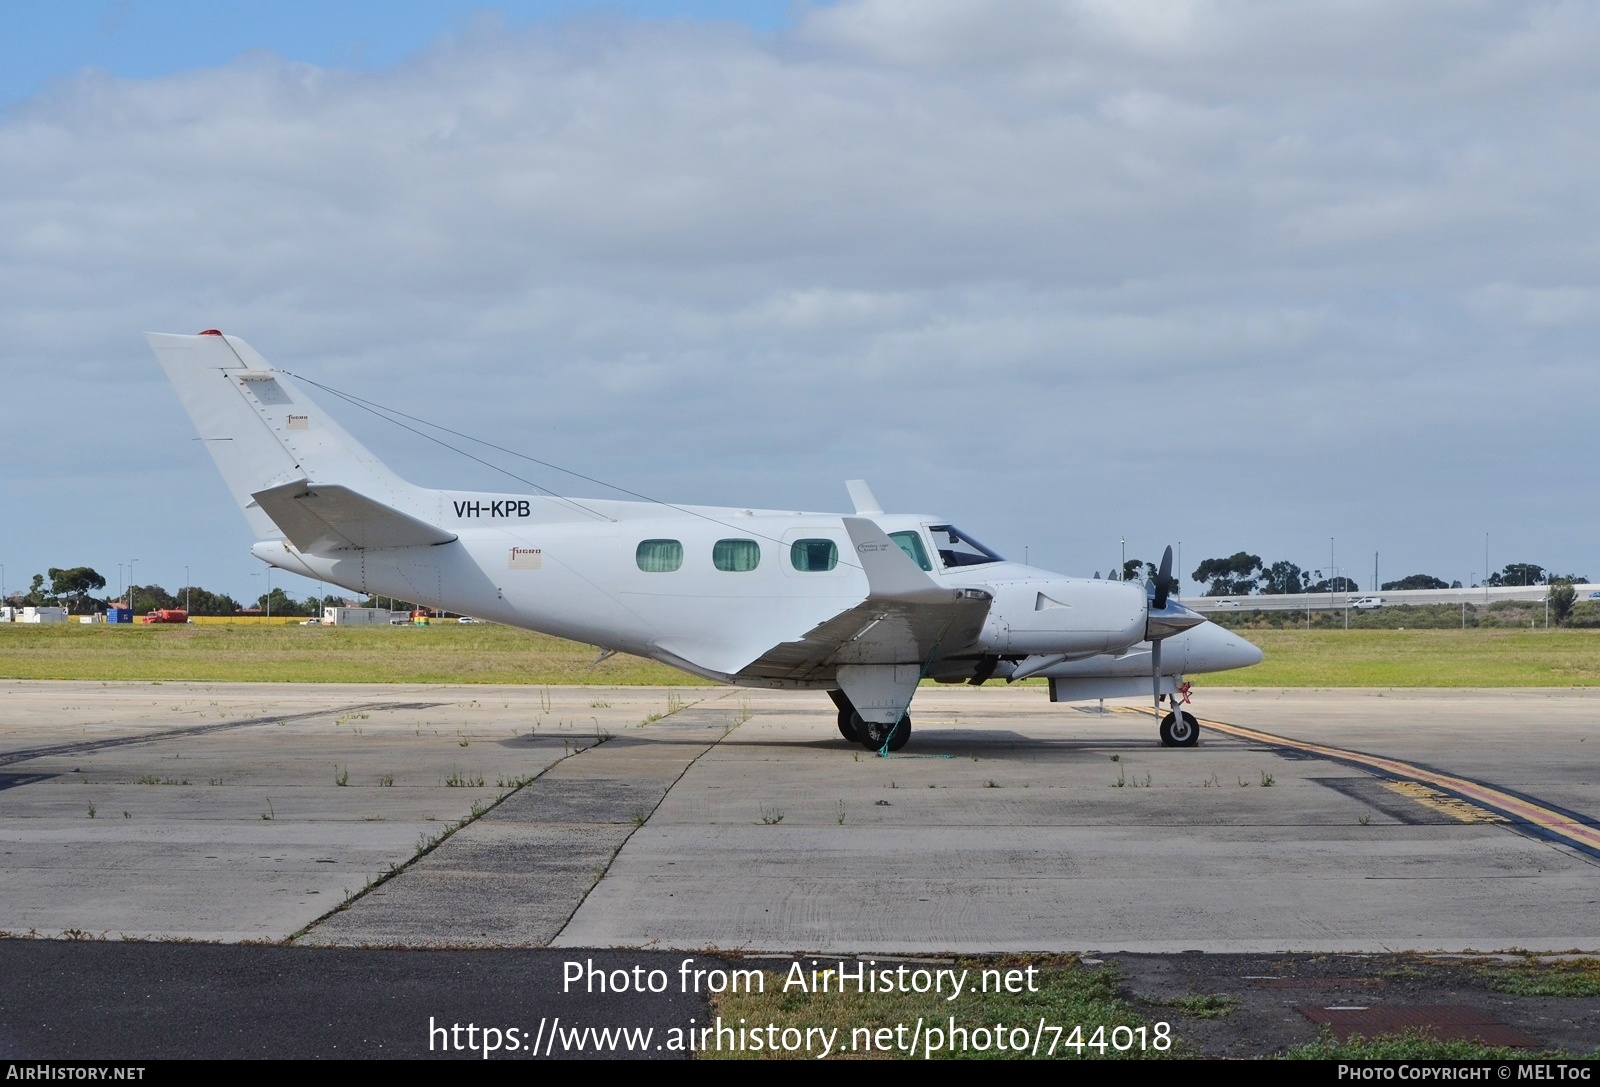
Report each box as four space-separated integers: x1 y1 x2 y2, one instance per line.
148 331 422 540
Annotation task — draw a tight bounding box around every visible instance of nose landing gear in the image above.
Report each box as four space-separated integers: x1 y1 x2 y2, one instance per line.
1158 684 1199 747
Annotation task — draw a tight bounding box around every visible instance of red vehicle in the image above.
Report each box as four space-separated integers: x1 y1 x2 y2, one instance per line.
141 609 189 624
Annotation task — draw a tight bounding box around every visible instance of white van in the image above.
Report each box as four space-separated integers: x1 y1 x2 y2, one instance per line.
1349 596 1385 609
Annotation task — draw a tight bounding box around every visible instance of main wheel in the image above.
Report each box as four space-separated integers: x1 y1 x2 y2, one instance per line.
1159 710 1200 747
837 708 862 743
858 713 911 752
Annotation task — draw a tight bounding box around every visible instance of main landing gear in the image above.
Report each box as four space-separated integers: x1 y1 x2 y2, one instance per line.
827 690 911 752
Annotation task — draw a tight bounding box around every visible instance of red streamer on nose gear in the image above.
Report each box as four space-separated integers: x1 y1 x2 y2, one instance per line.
1177 681 1193 705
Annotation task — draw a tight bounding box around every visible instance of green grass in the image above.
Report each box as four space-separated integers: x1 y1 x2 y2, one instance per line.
3 623 1598 687
706 958 1173 1060
0 623 704 685
1279 1029 1549 1060
1143 994 1241 1019
1479 958 1600 997
1201 628 1600 688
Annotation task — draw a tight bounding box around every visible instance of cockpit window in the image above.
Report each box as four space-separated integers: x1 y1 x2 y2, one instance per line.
929 525 1003 569
888 531 932 571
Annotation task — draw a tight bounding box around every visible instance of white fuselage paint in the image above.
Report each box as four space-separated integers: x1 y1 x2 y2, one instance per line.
255 493 1151 686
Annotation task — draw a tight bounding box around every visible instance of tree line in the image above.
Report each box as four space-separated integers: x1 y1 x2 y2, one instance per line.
2 566 354 617
1187 554 1588 598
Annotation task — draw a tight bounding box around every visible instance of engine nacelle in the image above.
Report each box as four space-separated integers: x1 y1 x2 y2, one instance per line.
977 577 1147 655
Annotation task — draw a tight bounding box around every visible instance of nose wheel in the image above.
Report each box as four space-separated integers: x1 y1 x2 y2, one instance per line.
1159 709 1200 747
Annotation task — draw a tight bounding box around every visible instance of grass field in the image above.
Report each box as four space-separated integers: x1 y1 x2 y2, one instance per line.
1213 628 1600 687
0 622 699 685
0 623 1596 687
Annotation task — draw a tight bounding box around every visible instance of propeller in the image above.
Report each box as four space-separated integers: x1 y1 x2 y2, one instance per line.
1151 545 1174 611
1143 544 1200 722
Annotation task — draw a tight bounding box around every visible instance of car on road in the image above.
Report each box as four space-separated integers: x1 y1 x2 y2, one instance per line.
1350 596 1385 609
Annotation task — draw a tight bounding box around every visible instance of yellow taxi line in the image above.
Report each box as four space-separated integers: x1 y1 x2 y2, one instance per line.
1194 715 1600 854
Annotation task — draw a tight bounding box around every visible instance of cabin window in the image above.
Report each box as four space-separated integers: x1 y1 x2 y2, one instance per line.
713 539 761 572
635 539 684 572
888 531 933 571
790 538 838 572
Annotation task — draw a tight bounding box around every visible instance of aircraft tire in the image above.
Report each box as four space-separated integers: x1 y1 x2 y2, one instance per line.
1159 710 1200 748
858 713 911 752
837 709 863 743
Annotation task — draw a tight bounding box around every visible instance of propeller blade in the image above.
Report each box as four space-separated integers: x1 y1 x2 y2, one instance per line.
1153 544 1174 611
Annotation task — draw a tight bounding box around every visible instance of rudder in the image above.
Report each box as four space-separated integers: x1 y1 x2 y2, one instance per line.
148 331 421 540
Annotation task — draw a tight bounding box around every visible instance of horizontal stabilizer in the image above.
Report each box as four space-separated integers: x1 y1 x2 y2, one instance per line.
251 480 457 553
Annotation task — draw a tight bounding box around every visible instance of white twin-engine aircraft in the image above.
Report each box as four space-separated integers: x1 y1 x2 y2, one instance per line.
150 330 1263 752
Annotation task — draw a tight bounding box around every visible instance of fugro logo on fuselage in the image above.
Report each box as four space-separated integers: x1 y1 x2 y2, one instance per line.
453 499 532 518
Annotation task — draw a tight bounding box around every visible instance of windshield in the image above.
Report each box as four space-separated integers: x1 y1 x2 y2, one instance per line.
928 525 1004 569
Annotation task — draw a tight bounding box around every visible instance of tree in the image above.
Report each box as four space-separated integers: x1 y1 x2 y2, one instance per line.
182 587 240 616
1486 563 1546 587
1306 576 1359 593
22 574 52 606
129 584 179 612
255 588 319 617
1116 558 1176 593
1257 560 1306 595
1191 553 1263 597
1382 574 1449 591
48 567 107 613
361 595 421 612
1550 581 1578 625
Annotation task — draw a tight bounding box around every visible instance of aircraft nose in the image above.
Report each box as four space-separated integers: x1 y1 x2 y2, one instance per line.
1187 621 1264 672
1227 634 1265 669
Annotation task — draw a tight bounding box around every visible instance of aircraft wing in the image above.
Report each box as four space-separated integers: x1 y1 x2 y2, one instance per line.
251 480 459 553
732 516 991 683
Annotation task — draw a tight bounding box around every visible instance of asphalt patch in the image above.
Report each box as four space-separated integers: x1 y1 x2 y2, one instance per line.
0 941 717 1060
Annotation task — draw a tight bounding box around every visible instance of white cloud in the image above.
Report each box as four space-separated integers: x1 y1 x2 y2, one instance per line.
2 0 1599 597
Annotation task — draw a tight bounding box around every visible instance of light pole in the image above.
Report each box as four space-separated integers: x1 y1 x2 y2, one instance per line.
1484 532 1489 603
127 559 137 618
184 566 190 616
1330 538 1335 608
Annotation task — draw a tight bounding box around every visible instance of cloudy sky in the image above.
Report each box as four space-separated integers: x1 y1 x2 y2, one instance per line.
3 0 1598 606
